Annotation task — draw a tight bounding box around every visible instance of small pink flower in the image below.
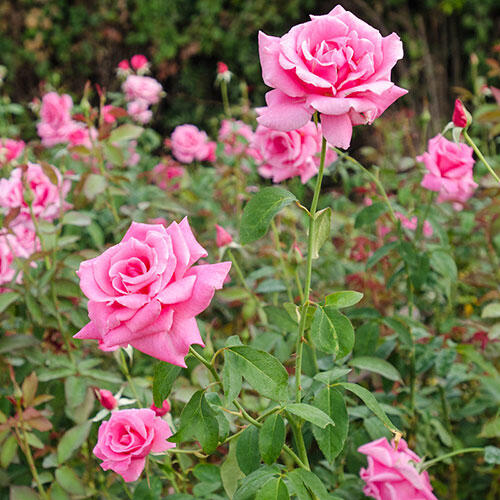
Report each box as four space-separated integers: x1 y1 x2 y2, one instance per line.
215 225 233 247
422 220 433 237
131 55 149 71
417 134 477 210
358 437 437 500
0 239 17 286
152 161 184 190
0 163 71 221
170 125 216 164
98 389 117 410
122 75 163 106
118 60 131 71
150 399 171 417
252 121 337 184
74 219 231 366
0 139 25 165
93 409 174 482
395 212 433 237
217 62 229 74
452 99 468 128
127 99 153 124
257 5 407 149
218 119 256 157
102 105 117 124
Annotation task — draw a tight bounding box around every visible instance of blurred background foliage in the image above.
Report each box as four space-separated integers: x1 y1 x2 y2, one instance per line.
0 0 499 137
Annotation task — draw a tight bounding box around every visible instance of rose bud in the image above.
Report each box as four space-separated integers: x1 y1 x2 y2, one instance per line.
215 225 233 247
97 389 117 410
452 99 470 128
150 399 171 417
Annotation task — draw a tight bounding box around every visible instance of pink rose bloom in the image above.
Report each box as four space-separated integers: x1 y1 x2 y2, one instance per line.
93 409 174 482
395 212 417 231
358 437 437 500
417 134 477 210
218 119 256 157
74 219 231 366
0 163 71 221
131 54 149 71
127 99 153 124
0 239 17 286
37 92 80 147
98 389 117 410
4 217 40 258
215 225 233 247
257 5 407 149
252 121 337 183
152 160 184 190
122 75 163 106
0 139 25 165
171 125 216 163
150 399 171 417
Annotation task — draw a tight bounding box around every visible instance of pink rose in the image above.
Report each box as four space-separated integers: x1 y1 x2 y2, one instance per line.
395 212 433 238
0 163 71 221
102 105 117 124
0 139 25 165
0 239 17 286
218 119 256 157
215 225 233 247
170 125 216 163
127 99 153 124
4 217 40 258
93 408 174 482
37 92 80 147
152 160 184 190
417 134 477 210
257 5 407 149
358 437 437 500
98 389 117 410
452 99 468 128
74 219 231 366
122 75 163 106
252 121 337 183
150 399 171 417
131 54 149 71
118 60 131 71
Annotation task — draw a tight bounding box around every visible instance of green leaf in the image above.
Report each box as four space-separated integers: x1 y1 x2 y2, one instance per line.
314 367 351 385
259 414 285 465
109 123 144 142
349 356 402 382
55 466 86 496
237 426 261 474
64 376 88 409
83 174 108 200
0 334 39 354
1 434 18 468
132 478 162 500
479 417 500 438
233 466 280 500
104 142 125 166
169 390 219 453
222 349 243 404
9 486 39 500
228 346 288 402
264 306 298 332
366 241 398 269
62 211 92 226
355 202 387 228
153 363 181 407
482 302 500 319
221 441 244 499
310 306 354 358
256 477 289 500
0 291 19 313
240 187 297 245
311 207 331 259
337 382 400 434
325 290 363 308
430 250 457 281
57 421 92 464
312 387 348 462
484 446 500 464
287 469 329 500
25 294 43 325
285 403 334 429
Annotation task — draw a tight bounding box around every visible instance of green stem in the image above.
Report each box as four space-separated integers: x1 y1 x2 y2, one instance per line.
119 350 142 406
221 80 231 117
270 219 294 302
295 135 327 402
51 284 76 366
418 447 483 472
334 148 397 224
227 249 254 298
285 410 310 470
463 130 500 183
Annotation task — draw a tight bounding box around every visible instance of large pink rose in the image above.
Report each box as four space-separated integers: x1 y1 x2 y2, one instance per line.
93 409 174 482
122 75 163 106
417 134 477 210
0 139 25 165
74 219 231 366
170 125 216 164
252 121 337 183
257 5 407 149
37 92 81 147
0 163 71 221
358 438 437 500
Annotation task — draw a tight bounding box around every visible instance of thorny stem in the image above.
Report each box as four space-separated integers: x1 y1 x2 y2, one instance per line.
463 130 500 183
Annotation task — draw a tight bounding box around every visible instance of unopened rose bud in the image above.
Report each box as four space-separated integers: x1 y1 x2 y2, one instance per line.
216 62 232 84
215 224 233 247
131 54 149 72
118 60 130 71
217 62 229 74
98 389 117 410
150 399 170 417
452 99 470 128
